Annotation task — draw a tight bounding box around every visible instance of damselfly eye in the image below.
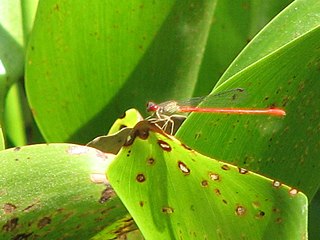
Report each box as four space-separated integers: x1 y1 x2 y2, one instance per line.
146 102 158 112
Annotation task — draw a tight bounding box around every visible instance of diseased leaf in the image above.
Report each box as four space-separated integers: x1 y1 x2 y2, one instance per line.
0 144 134 239
178 20 320 200
107 121 307 239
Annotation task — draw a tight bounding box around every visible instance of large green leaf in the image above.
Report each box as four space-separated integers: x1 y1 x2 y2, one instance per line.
25 0 216 143
218 0 320 84
0 144 134 239
107 121 307 239
195 0 293 95
178 3 320 200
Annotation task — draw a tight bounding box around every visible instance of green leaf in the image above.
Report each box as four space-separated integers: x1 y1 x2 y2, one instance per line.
108 109 143 135
0 124 4 150
4 82 27 146
0 144 134 239
218 0 320 84
26 0 216 143
195 0 293 94
178 5 320 200
107 121 307 239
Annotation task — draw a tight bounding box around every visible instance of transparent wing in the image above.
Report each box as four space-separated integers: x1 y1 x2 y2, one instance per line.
173 88 246 108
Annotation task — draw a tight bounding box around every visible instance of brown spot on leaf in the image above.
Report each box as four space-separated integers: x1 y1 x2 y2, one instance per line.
222 199 228 204
272 180 282 188
235 205 246 216
178 161 190 175
14 147 21 152
139 201 144 207
201 180 208 187
289 188 298 196
275 217 283 224
214 188 221 196
38 216 51 229
12 233 33 240
147 157 155 165
255 210 265 219
3 203 17 214
162 206 174 214
272 207 280 214
124 121 152 146
221 165 230 170
238 168 249 174
99 185 116 203
209 172 220 181
136 174 146 182
181 143 192 150
158 140 172 152
112 217 135 236
2 217 18 232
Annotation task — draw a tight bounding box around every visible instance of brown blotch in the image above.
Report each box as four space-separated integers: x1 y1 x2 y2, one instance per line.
255 210 265 219
238 168 249 174
12 233 33 240
275 217 283 224
124 121 152 146
3 203 17 214
158 140 172 152
136 173 146 182
201 180 208 187
178 161 190 175
235 205 246 216
139 201 144 207
214 188 221 196
162 206 174 214
38 216 51 229
209 172 220 181
222 199 228 204
2 217 19 232
14 147 21 152
181 143 192 150
147 157 155 165
99 185 116 203
23 201 40 212
221 165 230 170
272 207 280 214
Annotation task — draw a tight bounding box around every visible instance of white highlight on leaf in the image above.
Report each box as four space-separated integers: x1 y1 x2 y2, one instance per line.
67 145 90 155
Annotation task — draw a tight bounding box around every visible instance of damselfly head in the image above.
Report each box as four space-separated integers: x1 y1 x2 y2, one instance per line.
146 102 159 112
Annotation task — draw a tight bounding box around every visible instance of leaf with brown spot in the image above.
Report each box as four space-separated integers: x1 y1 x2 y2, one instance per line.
0 143 138 239
107 121 307 239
